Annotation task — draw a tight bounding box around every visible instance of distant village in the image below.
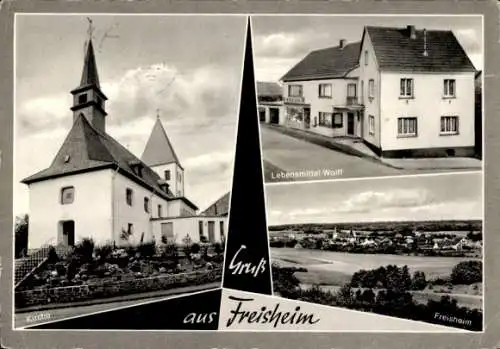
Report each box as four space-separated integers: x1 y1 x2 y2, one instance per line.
270 226 482 257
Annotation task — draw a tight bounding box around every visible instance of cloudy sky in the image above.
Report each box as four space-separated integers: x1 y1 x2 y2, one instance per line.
14 14 246 216
266 172 483 225
252 15 483 82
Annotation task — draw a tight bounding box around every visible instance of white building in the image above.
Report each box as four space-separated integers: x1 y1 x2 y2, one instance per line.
281 39 364 138
22 39 227 250
359 25 477 158
280 26 478 158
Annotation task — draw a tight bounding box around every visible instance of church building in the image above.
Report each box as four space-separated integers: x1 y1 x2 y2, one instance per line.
22 39 227 249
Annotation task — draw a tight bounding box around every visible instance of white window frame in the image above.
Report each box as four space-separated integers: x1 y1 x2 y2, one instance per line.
333 113 343 128
347 83 357 98
398 117 418 137
288 84 303 97
368 79 375 99
318 83 332 98
369 115 375 136
61 186 75 205
440 116 459 135
443 79 456 98
400 78 414 98
364 50 368 66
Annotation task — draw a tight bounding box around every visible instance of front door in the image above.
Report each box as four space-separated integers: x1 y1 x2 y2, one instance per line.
304 108 311 129
61 220 75 247
208 221 215 243
259 109 266 122
270 108 279 124
347 113 355 136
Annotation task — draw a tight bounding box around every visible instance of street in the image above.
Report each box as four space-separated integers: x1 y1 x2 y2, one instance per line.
260 126 471 182
261 126 403 181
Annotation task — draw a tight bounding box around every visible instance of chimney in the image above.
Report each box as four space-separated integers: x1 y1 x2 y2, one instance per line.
423 29 428 57
407 25 416 40
339 39 347 49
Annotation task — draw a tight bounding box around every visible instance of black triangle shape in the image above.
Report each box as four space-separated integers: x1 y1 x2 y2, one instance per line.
28 289 222 330
222 18 272 295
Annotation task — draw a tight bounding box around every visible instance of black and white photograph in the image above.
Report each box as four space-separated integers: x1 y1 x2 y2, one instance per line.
267 172 483 331
13 14 244 329
252 15 483 183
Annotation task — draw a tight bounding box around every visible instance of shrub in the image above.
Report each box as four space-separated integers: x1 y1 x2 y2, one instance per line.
451 260 482 285
213 242 224 255
191 243 201 254
137 241 156 259
74 238 95 263
95 244 114 263
162 243 179 261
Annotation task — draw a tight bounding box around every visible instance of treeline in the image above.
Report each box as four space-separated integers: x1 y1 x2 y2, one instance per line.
269 220 482 233
272 262 483 331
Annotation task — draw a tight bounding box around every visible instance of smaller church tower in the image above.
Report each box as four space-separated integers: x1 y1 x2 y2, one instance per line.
70 39 108 133
141 115 185 197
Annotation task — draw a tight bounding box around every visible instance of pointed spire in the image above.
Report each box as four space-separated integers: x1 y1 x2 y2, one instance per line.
141 116 182 168
80 39 100 88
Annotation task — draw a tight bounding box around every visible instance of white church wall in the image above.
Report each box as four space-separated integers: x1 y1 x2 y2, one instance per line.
112 172 170 246
151 216 227 245
28 170 114 250
168 199 197 217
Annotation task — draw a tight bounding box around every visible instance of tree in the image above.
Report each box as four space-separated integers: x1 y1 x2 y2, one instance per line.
15 214 29 258
451 260 482 285
411 271 428 290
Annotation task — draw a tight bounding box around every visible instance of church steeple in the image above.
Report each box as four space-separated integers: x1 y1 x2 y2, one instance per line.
79 39 100 88
70 39 108 133
142 114 185 197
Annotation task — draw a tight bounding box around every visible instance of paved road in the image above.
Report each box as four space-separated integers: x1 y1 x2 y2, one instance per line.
261 126 405 181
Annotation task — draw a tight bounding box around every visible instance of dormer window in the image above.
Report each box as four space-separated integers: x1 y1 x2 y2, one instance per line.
78 94 88 104
164 170 171 180
129 160 143 177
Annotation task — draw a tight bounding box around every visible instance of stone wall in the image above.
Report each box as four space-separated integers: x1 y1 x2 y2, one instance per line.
16 268 222 308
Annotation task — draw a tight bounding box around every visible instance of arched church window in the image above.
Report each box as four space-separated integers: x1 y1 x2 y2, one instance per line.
126 188 133 206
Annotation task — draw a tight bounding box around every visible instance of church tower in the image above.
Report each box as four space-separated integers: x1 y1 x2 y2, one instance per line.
70 39 108 133
141 115 185 197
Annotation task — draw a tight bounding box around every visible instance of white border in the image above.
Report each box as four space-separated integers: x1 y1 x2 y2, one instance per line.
11 12 485 334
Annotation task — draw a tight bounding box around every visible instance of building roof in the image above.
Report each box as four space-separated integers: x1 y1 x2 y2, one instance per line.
365 26 477 73
79 40 101 89
257 82 282 97
281 41 361 82
141 116 182 169
22 114 176 201
201 192 230 216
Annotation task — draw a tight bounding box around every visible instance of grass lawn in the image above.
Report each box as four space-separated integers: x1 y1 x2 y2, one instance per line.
271 248 477 282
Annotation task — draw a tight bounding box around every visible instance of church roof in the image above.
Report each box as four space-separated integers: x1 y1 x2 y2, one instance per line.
141 117 182 169
79 39 100 89
22 114 175 201
201 192 230 216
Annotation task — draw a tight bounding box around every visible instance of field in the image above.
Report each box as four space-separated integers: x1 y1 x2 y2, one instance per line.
271 247 480 285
